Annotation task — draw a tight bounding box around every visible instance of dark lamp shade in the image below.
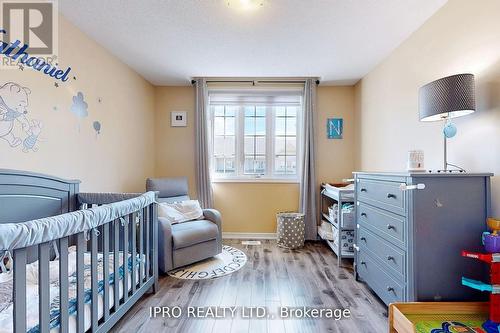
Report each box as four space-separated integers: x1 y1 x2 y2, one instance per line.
419 73 475 122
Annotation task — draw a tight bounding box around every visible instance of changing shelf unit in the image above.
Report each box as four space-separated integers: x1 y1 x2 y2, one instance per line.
319 183 355 266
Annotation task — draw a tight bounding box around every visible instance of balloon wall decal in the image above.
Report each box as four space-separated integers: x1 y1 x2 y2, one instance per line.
70 92 88 132
70 92 88 118
93 121 101 136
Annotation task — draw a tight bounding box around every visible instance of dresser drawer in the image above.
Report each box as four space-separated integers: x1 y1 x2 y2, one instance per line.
357 202 405 248
358 227 406 280
357 178 405 215
357 249 405 305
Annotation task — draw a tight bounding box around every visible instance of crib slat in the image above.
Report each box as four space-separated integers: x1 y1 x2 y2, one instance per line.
76 232 85 333
39 242 50 333
139 210 144 286
123 215 129 302
90 229 99 330
103 223 110 321
13 248 27 333
145 207 150 279
58 237 69 333
131 212 137 293
151 202 159 292
113 219 120 311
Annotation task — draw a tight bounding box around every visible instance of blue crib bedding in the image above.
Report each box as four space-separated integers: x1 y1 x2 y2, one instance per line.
0 248 143 333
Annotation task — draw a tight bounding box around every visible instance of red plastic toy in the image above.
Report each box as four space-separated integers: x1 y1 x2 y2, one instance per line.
462 250 500 332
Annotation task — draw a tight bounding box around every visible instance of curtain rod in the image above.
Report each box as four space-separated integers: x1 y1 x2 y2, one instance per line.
190 79 320 85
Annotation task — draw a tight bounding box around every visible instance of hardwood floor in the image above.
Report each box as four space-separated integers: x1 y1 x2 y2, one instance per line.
112 240 388 333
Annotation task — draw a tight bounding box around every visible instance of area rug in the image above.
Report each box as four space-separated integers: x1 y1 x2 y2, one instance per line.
167 245 247 280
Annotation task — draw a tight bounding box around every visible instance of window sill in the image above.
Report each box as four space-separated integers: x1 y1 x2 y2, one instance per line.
212 178 300 184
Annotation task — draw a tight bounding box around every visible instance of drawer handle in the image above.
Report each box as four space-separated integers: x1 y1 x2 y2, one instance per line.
360 188 367 192
386 255 394 261
386 286 395 292
387 193 397 199
360 261 366 265
360 237 366 241
386 224 395 230
361 212 367 218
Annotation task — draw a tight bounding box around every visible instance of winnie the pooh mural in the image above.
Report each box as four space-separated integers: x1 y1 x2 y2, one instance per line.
0 81 42 151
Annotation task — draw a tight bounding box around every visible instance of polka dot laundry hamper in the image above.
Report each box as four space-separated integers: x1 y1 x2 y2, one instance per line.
276 212 305 249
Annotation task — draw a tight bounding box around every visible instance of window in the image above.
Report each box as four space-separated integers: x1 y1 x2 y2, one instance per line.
209 90 302 181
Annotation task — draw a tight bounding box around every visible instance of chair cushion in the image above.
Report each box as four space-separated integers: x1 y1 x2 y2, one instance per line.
171 220 219 250
146 177 189 198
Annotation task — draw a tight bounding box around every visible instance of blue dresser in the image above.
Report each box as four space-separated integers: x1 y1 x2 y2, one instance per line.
353 172 492 305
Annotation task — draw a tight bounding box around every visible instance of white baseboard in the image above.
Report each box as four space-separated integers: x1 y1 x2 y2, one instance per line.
222 232 277 240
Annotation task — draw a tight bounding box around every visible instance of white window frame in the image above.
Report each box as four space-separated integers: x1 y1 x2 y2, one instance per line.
209 94 303 183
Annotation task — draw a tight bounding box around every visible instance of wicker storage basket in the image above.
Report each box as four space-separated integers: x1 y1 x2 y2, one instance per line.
276 212 305 249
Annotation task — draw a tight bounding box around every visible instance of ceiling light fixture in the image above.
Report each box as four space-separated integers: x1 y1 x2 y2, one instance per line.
226 0 265 11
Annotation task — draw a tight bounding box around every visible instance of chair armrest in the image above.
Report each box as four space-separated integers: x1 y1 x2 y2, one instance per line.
203 209 222 229
157 217 173 273
203 209 222 253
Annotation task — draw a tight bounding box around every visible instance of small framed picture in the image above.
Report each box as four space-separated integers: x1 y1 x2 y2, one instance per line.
327 118 343 139
171 111 187 127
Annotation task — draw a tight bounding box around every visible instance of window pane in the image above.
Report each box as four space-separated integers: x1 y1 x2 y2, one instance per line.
286 137 296 155
244 137 254 155
214 117 225 135
244 106 255 117
225 158 236 173
226 106 237 117
215 158 225 173
255 156 266 174
286 117 296 135
275 156 286 174
244 157 256 174
256 106 266 117
214 136 225 155
244 117 255 135
286 156 297 174
225 117 235 135
224 136 235 156
244 156 266 174
214 106 224 117
275 118 286 135
286 106 297 117
255 118 266 135
275 137 285 155
275 106 286 117
256 136 265 154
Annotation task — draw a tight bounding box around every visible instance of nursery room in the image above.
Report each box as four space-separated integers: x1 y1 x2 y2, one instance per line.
0 0 499 332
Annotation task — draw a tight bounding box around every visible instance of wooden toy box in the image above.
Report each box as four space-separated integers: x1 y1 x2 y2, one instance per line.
389 302 490 333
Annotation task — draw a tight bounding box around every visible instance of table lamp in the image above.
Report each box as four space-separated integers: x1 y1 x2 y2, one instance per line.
419 73 476 172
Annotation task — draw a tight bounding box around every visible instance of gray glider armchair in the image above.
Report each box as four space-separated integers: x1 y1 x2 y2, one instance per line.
146 177 222 273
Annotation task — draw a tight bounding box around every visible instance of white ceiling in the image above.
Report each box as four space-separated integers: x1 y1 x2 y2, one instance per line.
59 0 447 86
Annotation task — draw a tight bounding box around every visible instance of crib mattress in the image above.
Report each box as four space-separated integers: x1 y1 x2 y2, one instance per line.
0 247 144 333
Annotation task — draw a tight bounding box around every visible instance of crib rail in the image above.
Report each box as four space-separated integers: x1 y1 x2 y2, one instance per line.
4 192 158 333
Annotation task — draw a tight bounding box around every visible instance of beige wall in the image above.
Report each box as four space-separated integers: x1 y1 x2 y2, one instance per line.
0 16 155 192
354 0 500 215
154 85 355 233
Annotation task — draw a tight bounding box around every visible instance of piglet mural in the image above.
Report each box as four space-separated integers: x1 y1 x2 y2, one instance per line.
0 81 42 151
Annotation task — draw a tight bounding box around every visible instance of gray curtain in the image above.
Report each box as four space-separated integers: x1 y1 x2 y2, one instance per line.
195 78 214 208
300 78 318 240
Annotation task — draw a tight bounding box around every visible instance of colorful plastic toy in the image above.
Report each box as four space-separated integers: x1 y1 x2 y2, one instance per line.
487 218 500 236
462 249 500 333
